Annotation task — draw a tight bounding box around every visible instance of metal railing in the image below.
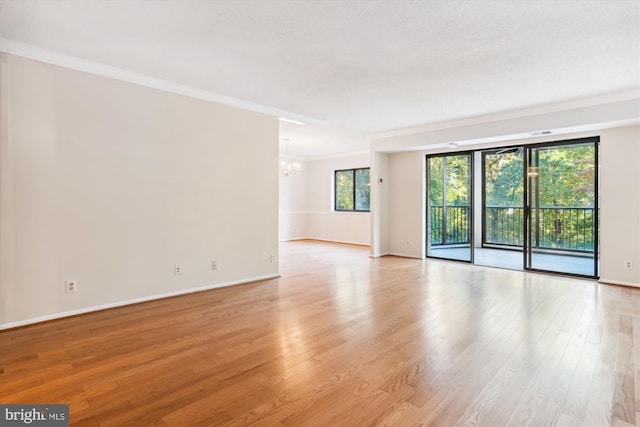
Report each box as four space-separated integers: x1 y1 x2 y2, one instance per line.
430 206 470 246
484 206 524 247
431 205 595 252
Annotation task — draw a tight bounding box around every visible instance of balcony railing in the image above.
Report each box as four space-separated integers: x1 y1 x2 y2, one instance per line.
431 205 595 252
485 206 524 247
430 206 470 246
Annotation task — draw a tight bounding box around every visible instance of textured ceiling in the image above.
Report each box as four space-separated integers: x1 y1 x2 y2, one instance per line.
1 0 638 158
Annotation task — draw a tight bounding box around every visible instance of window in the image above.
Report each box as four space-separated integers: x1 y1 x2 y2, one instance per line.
335 168 370 212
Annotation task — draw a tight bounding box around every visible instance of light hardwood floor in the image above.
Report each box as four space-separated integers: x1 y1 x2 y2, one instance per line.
1 240 638 426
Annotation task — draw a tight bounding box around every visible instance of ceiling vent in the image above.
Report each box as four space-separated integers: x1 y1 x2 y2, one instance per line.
530 130 552 136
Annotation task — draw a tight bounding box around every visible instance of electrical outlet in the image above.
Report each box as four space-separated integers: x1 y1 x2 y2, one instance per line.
65 280 77 293
625 260 633 270
270 254 277 263
211 260 218 270
175 265 182 275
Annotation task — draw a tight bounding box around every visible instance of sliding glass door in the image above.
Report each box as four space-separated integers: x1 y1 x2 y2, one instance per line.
525 139 599 277
426 153 472 262
426 138 599 278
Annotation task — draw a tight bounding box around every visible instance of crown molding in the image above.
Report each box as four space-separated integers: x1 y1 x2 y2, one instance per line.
0 38 324 126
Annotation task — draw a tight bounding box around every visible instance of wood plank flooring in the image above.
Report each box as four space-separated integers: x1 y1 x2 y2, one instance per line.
1 240 639 426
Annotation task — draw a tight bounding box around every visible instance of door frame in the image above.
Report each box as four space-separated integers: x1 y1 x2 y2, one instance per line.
523 136 600 278
425 151 475 263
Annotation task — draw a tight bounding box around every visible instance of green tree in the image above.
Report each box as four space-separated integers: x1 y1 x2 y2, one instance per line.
537 145 594 207
336 170 354 210
336 168 370 211
485 151 524 206
355 169 370 210
484 145 595 208
429 155 471 244
429 157 443 207
483 144 596 250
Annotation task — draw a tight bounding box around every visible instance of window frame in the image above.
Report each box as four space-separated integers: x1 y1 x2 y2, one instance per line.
334 167 371 212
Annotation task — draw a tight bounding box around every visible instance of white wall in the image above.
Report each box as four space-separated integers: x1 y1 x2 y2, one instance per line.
599 126 640 286
374 125 640 286
387 152 425 258
279 152 371 246
279 159 309 240
370 151 389 256
0 53 280 328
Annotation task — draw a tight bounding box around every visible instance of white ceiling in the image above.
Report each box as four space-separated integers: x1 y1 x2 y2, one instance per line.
1 0 638 158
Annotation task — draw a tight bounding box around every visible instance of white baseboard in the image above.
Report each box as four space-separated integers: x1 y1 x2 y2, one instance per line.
598 278 640 288
0 274 280 331
279 237 310 242
284 238 370 247
386 252 424 260
370 252 391 258
312 238 369 246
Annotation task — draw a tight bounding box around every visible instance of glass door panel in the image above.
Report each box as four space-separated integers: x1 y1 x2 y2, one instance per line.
427 153 472 262
478 148 524 270
526 141 599 277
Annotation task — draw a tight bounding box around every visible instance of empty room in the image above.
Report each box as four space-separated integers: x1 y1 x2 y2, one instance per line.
1 0 639 426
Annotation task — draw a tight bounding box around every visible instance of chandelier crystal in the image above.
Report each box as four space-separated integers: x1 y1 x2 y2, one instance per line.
280 159 301 176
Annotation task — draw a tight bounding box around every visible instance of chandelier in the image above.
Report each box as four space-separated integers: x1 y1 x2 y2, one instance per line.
280 139 301 177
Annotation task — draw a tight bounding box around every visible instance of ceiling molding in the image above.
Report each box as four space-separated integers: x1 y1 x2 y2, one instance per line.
299 150 372 162
372 99 640 154
0 37 324 126
369 90 640 141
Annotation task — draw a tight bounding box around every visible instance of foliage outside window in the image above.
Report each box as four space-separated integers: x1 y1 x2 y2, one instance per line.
428 155 471 246
482 143 596 250
335 168 370 212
